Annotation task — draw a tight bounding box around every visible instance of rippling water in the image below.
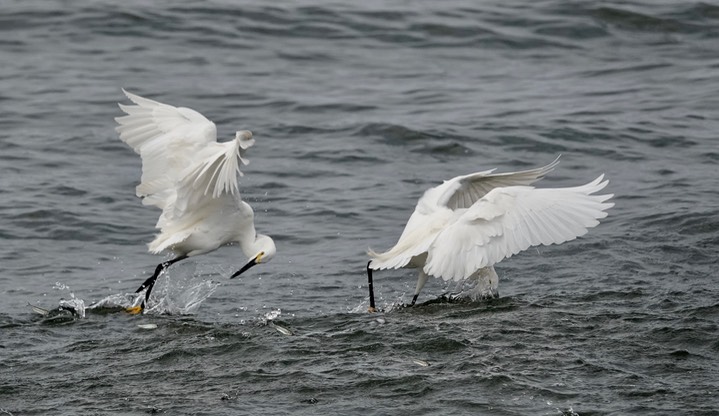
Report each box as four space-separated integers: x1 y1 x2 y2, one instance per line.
1 1 718 414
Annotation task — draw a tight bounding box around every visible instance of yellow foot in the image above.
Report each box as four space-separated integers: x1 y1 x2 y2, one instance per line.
126 305 143 315
367 307 377 313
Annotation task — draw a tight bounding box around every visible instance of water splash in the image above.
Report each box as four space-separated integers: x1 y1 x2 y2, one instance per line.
84 277 220 316
87 293 139 313
348 300 370 314
39 267 222 318
143 277 220 315
262 308 282 322
59 295 86 319
27 300 83 324
132 264 222 315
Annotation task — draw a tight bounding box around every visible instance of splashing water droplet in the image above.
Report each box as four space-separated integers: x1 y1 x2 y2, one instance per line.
263 308 282 321
59 294 85 319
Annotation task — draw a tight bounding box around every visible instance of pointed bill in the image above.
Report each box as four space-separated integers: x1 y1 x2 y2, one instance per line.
231 256 258 279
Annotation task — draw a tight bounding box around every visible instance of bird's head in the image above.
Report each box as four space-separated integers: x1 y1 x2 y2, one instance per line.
230 234 276 279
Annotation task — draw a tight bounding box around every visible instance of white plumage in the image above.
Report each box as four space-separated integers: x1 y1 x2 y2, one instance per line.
115 90 275 312
368 157 613 305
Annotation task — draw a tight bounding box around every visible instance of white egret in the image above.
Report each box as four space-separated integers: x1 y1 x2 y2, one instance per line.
366 157 613 309
115 90 276 313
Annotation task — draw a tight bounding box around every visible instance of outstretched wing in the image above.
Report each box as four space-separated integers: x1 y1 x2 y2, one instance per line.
423 175 614 281
368 157 561 270
115 89 218 209
437 156 560 210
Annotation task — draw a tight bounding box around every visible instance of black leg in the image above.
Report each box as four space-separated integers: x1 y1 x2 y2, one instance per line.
410 294 418 306
367 261 376 312
135 255 188 307
135 263 166 294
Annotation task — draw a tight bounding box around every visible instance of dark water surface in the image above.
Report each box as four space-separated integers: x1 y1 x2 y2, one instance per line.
1 1 718 414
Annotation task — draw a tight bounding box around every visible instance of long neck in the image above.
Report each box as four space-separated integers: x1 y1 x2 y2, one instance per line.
233 198 260 259
237 228 259 259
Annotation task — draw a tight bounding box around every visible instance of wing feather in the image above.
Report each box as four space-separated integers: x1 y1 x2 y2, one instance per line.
115 89 218 210
115 90 259 254
167 132 254 222
423 175 614 281
441 156 561 210
367 207 453 270
368 157 573 272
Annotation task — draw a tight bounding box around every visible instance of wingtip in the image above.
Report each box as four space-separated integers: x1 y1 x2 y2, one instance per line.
116 103 132 114
120 88 135 101
546 154 561 170
366 249 383 270
122 89 141 104
527 154 561 179
582 174 611 194
120 89 160 107
599 193 614 204
366 247 377 259
597 174 609 189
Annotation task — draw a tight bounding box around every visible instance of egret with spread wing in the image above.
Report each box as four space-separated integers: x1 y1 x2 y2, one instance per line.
115 90 276 313
367 157 613 308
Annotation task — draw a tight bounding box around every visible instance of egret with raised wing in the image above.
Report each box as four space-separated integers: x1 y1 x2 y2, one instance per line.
115 90 276 313
366 157 613 309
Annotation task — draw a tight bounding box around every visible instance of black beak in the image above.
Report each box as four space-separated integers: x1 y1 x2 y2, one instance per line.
231 257 258 279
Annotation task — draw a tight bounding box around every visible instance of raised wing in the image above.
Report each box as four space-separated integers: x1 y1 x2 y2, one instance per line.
115 90 218 209
438 156 560 210
423 175 613 281
115 89 217 153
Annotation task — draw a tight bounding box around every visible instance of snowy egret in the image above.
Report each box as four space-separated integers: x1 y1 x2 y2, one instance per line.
115 90 276 313
367 157 613 309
